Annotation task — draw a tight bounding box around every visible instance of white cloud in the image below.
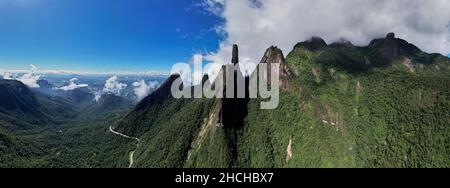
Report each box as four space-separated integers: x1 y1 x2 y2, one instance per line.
203 0 450 72
0 70 14 80
94 90 102 102
103 75 127 95
1 65 42 88
16 64 41 88
55 78 89 91
132 80 160 100
94 75 127 102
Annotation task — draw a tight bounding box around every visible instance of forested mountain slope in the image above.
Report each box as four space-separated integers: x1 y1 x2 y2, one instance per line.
0 33 448 168
120 33 449 168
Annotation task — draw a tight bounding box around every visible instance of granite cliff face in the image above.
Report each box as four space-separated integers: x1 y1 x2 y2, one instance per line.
211 44 249 127
258 46 294 90
369 32 399 62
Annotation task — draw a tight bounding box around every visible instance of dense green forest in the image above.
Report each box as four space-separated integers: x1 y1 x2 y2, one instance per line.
0 114 133 168
1 34 449 168
236 53 449 167
0 86 134 168
176 35 450 168
113 78 216 167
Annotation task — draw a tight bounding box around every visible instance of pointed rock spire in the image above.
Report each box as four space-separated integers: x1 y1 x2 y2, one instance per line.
232 44 239 65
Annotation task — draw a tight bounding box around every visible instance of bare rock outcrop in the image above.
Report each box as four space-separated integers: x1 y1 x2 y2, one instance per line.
259 46 293 90
369 32 399 63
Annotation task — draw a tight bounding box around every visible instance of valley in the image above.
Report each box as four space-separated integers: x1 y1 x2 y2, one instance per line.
109 126 140 168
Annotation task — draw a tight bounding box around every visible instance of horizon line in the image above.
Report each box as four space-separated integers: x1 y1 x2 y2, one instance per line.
0 68 170 76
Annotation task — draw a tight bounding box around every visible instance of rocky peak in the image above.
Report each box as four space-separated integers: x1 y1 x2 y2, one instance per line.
213 44 249 130
232 44 239 65
260 46 284 64
258 46 293 90
330 38 354 48
369 32 399 63
386 32 395 39
294 36 328 51
201 74 210 85
380 32 398 62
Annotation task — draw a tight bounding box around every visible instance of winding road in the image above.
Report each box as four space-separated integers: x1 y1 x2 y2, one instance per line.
109 126 140 168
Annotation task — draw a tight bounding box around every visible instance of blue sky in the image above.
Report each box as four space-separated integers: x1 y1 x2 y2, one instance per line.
0 0 448 74
0 0 221 72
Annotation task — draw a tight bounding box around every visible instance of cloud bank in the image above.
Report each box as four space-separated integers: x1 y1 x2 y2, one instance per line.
94 75 128 102
203 0 450 71
0 70 14 80
13 64 42 88
132 80 160 100
103 75 127 95
1 65 42 88
56 78 89 91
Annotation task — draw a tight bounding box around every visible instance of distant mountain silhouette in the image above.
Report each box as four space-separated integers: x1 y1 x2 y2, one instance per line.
0 79 75 129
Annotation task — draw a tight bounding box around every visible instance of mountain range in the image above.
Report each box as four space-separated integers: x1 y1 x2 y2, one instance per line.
1 33 449 168
108 33 449 167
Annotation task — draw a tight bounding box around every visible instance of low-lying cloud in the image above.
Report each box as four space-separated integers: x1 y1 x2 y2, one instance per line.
94 75 127 102
103 75 127 95
7 64 42 88
56 78 89 91
132 80 160 100
202 0 450 71
1 65 42 88
0 70 14 80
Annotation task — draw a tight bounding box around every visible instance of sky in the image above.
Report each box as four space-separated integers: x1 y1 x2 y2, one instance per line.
202 0 450 77
0 0 449 75
0 0 222 72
